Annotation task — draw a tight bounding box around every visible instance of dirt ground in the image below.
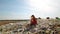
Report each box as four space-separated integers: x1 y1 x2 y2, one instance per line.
0 20 21 26
0 20 29 26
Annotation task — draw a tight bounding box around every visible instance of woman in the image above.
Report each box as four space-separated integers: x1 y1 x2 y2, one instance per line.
25 15 37 31
30 15 37 27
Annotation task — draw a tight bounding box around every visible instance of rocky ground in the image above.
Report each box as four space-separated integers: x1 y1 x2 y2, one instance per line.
0 19 60 34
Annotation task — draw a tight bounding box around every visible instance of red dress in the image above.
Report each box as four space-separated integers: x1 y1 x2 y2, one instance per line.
30 18 37 25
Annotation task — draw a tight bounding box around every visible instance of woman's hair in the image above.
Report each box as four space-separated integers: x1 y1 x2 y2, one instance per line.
31 15 35 19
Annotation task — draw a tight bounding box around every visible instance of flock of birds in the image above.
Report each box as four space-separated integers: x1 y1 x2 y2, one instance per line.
0 18 60 34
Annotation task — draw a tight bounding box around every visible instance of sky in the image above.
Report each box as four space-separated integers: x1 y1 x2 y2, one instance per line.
0 0 60 20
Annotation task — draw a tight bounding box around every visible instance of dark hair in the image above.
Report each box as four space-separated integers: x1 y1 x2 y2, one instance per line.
31 15 34 17
31 15 35 18
46 17 50 19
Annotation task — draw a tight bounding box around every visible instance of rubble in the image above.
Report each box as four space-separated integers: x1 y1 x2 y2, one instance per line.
0 19 60 34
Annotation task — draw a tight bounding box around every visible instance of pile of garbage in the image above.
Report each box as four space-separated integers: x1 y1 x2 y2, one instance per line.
0 19 60 34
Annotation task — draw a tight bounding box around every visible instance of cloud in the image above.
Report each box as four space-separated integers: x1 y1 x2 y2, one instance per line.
0 0 60 20
26 0 60 18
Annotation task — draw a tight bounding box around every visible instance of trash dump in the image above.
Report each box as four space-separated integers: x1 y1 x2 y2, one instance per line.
0 18 60 34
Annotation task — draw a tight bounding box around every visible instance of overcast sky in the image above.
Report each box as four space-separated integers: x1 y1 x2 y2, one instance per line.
0 0 60 20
